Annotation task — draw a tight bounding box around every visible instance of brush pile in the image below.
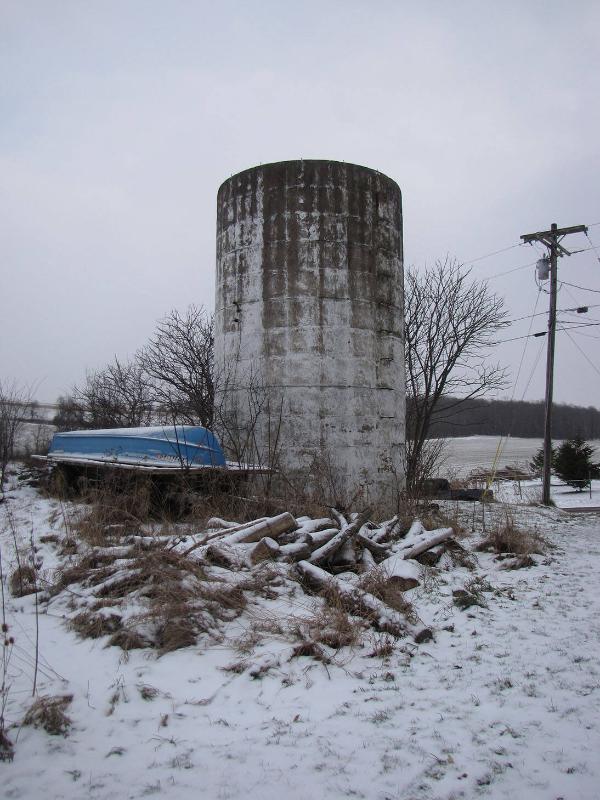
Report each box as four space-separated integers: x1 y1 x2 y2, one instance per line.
48 508 460 653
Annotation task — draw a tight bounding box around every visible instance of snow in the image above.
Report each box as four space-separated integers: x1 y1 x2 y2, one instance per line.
494 478 600 509
1 468 600 799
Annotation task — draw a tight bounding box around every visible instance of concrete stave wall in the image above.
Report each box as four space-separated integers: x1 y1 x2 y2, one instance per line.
214 159 405 506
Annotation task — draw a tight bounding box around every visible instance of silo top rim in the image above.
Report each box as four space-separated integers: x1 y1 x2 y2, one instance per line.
218 159 400 196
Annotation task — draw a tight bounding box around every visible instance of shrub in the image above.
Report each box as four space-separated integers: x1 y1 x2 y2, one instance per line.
554 437 600 491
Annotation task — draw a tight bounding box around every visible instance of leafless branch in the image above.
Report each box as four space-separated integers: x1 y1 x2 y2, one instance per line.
404 257 509 489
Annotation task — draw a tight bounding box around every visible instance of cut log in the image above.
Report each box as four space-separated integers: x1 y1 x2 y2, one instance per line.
331 539 357 572
414 544 446 566
296 560 409 637
249 537 280 564
399 527 454 560
370 515 401 543
205 544 249 569
335 570 359 582
308 510 371 566
376 554 421 590
330 508 348 529
296 518 335 535
181 517 269 556
278 518 334 546
356 528 390 557
360 548 377 571
279 542 312 562
207 517 268 534
220 513 297 546
405 519 424 541
206 517 240 530
305 528 339 548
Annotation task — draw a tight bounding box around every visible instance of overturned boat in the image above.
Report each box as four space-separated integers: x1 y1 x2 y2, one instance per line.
38 425 262 475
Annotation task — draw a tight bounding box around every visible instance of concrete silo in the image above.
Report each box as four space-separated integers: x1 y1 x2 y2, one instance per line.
214 160 405 507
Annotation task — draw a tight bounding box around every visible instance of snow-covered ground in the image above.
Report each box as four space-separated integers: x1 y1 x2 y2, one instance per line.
1 466 600 799
494 478 600 509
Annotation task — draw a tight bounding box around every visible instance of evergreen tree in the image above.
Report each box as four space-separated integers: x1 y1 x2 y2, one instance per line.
553 437 600 491
529 446 556 477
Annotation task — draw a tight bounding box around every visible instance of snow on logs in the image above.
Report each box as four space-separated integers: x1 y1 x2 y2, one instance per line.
193 511 455 576
177 510 457 641
296 561 410 637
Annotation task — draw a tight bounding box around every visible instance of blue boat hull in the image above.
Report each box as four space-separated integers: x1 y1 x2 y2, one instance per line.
48 425 226 469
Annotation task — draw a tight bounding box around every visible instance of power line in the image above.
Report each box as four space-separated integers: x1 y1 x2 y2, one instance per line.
463 242 525 266
561 327 600 380
497 321 600 344
585 230 600 264
570 329 600 341
561 322 600 332
457 232 594 279
519 338 546 401
506 303 599 325
566 245 594 255
484 259 538 281
509 290 542 401
559 313 600 325
560 280 600 294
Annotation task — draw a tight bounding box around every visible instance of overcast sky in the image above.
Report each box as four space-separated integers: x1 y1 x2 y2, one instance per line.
1 0 599 409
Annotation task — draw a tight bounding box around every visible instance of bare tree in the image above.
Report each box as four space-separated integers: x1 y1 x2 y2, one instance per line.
405 258 509 489
0 379 33 490
73 358 153 429
53 395 88 432
138 306 214 426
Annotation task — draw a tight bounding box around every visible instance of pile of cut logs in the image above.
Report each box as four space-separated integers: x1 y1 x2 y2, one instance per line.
183 509 456 641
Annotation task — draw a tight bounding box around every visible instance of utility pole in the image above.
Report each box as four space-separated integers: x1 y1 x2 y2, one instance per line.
520 223 588 504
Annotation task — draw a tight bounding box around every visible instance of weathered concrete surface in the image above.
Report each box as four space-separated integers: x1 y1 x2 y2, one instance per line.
214 160 405 508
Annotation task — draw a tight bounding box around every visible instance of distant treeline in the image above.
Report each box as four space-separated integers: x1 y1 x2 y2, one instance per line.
424 397 600 440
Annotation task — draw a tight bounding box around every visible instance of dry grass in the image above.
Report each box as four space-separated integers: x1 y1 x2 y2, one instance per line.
290 640 330 663
53 535 259 654
237 564 283 600
138 684 159 701
367 634 395 658
58 537 78 555
69 497 145 547
358 569 418 624
69 610 122 639
154 613 197 654
221 660 248 674
9 565 37 597
108 628 149 651
23 695 73 736
445 539 478 570
289 599 363 656
453 576 493 610
0 729 14 762
39 534 60 545
476 513 546 556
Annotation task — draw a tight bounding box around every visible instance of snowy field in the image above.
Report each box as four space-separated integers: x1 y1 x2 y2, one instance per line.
440 436 600 480
1 466 600 800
